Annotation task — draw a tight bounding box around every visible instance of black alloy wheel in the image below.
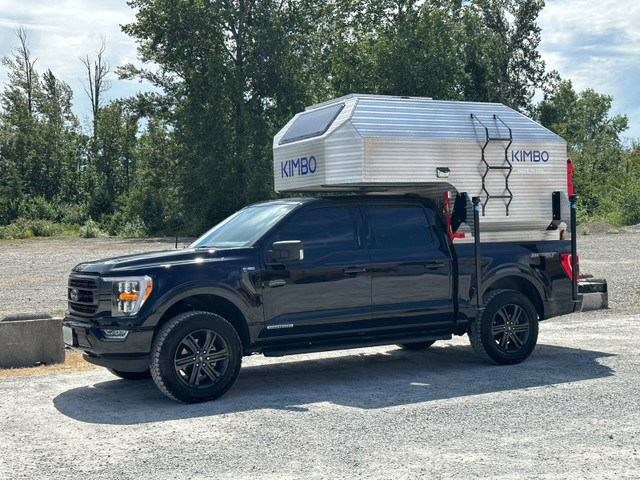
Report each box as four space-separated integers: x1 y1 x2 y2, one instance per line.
151 311 242 403
173 329 230 389
469 289 539 365
490 303 531 354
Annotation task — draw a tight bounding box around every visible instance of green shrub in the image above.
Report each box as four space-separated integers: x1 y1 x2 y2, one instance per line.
104 209 148 237
57 203 89 225
0 218 69 239
117 218 147 237
79 218 107 238
23 197 57 221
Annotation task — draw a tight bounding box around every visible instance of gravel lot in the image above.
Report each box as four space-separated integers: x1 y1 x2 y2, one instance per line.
0 237 185 319
1 233 639 479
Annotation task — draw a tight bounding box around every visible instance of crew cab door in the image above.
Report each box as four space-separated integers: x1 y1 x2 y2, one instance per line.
261 205 371 341
365 204 454 331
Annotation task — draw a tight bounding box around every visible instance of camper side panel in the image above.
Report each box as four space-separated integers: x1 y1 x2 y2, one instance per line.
363 137 567 231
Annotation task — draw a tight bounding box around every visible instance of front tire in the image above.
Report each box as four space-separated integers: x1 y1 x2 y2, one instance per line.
469 289 538 365
150 311 242 403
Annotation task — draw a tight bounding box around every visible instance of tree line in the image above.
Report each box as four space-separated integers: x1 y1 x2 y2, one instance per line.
1 0 638 239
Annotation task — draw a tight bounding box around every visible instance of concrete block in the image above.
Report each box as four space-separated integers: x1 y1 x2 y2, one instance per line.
581 292 609 311
579 278 608 312
0 318 65 369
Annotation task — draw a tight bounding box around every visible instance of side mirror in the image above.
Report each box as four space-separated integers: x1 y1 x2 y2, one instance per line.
267 240 304 264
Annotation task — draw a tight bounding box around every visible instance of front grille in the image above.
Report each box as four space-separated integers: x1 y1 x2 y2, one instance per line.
68 275 99 316
69 302 97 314
70 278 97 290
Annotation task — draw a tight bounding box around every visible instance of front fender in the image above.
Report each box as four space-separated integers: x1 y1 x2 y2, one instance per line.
143 281 262 329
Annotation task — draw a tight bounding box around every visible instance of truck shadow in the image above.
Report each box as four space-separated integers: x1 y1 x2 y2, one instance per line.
53 343 614 425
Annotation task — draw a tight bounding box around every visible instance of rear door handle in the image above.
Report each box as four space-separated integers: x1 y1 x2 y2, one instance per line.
343 267 366 275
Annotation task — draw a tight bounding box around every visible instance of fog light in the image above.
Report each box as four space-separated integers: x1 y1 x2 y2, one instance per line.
100 329 129 340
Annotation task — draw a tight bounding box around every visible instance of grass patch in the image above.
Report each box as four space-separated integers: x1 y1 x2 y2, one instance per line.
0 350 99 379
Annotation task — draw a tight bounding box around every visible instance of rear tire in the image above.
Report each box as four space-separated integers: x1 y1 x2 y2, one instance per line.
150 311 242 403
469 289 538 365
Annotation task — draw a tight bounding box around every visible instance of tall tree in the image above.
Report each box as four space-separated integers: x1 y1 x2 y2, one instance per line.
1 28 86 225
80 36 112 131
121 0 322 233
462 0 548 112
0 27 41 220
2 26 38 114
537 79 629 217
86 101 138 220
125 118 181 234
35 69 81 202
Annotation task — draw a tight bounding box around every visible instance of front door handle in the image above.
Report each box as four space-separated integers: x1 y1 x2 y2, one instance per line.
267 279 287 288
424 261 445 270
343 266 366 275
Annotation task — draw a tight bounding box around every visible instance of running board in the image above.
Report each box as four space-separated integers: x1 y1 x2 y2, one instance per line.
262 331 452 357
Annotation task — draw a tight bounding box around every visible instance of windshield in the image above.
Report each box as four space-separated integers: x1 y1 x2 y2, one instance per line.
190 203 298 248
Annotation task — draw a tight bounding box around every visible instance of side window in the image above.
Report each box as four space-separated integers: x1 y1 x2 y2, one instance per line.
368 206 434 249
276 207 359 261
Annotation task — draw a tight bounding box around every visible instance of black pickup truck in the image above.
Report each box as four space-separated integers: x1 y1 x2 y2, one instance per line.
63 195 581 403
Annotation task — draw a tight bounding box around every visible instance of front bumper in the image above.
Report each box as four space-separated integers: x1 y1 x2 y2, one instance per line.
63 318 154 372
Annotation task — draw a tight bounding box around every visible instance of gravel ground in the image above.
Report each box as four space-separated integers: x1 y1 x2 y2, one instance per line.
0 237 187 319
0 233 639 479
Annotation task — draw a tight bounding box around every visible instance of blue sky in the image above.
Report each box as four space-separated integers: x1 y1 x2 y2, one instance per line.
1 0 639 142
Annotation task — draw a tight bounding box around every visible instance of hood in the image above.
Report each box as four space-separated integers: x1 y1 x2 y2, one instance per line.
72 247 248 275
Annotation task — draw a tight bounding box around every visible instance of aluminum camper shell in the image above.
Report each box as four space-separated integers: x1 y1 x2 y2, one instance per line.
273 94 570 240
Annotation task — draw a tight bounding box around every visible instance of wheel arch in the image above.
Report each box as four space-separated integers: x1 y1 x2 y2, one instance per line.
482 274 544 320
154 293 251 354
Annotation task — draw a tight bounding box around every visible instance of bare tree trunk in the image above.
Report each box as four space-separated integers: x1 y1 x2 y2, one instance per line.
80 36 111 136
14 26 37 114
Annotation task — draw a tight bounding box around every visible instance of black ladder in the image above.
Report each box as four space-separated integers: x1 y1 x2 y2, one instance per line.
470 113 513 216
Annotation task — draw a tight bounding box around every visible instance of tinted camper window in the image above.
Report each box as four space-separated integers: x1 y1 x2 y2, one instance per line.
280 104 344 144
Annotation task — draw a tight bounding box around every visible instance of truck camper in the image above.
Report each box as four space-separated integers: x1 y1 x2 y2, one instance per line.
273 94 573 242
63 94 606 403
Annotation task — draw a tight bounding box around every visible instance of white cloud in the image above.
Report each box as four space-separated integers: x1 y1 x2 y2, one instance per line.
0 0 148 124
538 0 640 140
1 0 639 141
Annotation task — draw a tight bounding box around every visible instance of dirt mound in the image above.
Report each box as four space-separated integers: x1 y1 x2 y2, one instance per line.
577 222 619 235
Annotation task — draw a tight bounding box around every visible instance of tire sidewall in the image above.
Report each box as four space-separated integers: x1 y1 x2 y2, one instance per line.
151 311 242 403
477 290 539 365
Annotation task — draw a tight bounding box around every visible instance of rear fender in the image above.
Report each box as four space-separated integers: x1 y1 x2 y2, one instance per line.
480 267 546 319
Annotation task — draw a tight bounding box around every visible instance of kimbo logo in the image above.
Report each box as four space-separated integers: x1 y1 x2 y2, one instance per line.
511 150 550 163
281 156 317 178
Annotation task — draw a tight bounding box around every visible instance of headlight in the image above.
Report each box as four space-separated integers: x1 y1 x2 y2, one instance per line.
106 276 153 316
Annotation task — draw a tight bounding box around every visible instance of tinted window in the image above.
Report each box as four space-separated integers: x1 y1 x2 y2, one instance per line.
280 104 345 144
276 207 358 261
191 203 297 248
368 206 434 249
